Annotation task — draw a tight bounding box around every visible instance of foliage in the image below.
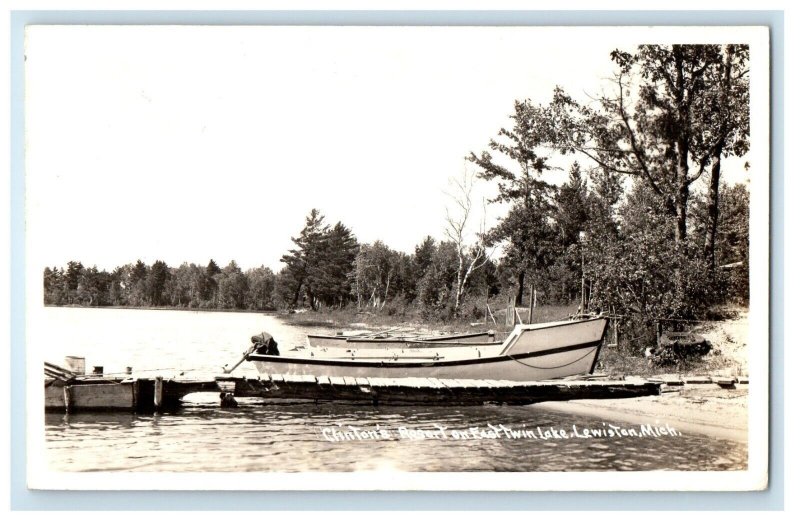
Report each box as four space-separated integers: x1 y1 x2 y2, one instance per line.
649 332 713 367
246 266 276 310
277 209 359 310
468 101 559 305
523 44 749 249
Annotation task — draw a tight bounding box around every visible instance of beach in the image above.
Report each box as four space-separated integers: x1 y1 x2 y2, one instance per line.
535 383 749 442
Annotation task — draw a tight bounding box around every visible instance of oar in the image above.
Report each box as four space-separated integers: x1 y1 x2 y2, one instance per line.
222 345 256 374
45 361 76 378
338 328 395 339
336 326 410 342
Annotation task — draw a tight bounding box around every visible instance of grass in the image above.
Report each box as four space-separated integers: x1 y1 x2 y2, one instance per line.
595 348 743 379
281 307 485 335
594 348 660 378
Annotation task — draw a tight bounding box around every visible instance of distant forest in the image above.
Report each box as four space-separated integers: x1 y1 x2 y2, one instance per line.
43 44 751 345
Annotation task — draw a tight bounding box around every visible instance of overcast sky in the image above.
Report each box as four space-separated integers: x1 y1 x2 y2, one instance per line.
25 26 752 272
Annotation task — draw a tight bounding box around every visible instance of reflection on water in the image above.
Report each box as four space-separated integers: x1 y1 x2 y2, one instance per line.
46 400 747 472
39 308 748 472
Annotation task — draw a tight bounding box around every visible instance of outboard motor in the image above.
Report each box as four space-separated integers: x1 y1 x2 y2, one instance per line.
251 332 280 356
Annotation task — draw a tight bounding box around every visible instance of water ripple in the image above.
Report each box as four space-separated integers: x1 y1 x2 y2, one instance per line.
45 402 747 472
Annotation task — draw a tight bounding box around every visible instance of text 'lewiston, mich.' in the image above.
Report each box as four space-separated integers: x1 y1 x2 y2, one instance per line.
320 422 682 442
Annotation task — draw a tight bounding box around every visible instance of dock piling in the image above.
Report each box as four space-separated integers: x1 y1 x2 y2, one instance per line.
154 376 164 409
63 385 72 413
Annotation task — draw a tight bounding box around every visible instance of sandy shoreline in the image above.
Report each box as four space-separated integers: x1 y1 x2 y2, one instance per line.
533 384 749 443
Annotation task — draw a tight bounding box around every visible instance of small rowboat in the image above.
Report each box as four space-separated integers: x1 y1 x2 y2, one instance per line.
306 330 496 349
248 317 608 382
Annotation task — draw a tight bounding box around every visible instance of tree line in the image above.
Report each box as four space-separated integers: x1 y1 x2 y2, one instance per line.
42 170 747 323
43 44 751 349
43 259 276 311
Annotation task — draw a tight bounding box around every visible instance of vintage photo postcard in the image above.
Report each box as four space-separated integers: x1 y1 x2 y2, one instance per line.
24 25 769 491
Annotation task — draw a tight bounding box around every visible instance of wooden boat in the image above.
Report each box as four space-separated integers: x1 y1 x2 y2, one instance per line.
248 317 608 382
306 330 496 349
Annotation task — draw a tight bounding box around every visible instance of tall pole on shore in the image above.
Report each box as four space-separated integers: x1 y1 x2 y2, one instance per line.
527 283 534 324
579 231 586 316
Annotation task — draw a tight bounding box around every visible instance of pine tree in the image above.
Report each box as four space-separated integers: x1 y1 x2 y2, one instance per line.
147 260 170 306
279 209 330 309
469 101 556 304
316 222 358 307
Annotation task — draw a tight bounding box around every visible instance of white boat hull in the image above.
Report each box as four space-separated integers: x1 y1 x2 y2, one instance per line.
249 317 608 382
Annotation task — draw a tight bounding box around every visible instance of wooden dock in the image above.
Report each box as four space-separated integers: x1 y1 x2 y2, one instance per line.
45 371 661 411
46 376 219 412
47 362 750 411
217 375 662 406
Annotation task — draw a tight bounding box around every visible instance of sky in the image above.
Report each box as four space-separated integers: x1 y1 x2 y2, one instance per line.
25 26 753 272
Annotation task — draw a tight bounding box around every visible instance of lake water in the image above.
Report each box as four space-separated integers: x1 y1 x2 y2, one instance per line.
41 307 747 473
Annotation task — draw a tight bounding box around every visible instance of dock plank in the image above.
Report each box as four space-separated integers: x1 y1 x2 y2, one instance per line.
401 377 430 388
683 376 712 384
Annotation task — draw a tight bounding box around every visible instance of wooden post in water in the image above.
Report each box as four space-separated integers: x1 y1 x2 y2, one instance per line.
63 385 72 413
132 379 139 410
154 376 164 410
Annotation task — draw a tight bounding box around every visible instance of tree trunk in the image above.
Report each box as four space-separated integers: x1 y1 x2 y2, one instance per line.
704 141 724 269
382 269 393 309
674 181 689 245
454 256 465 312
704 47 734 271
672 45 690 247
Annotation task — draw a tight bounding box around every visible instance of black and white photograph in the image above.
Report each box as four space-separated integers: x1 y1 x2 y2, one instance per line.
24 24 769 490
